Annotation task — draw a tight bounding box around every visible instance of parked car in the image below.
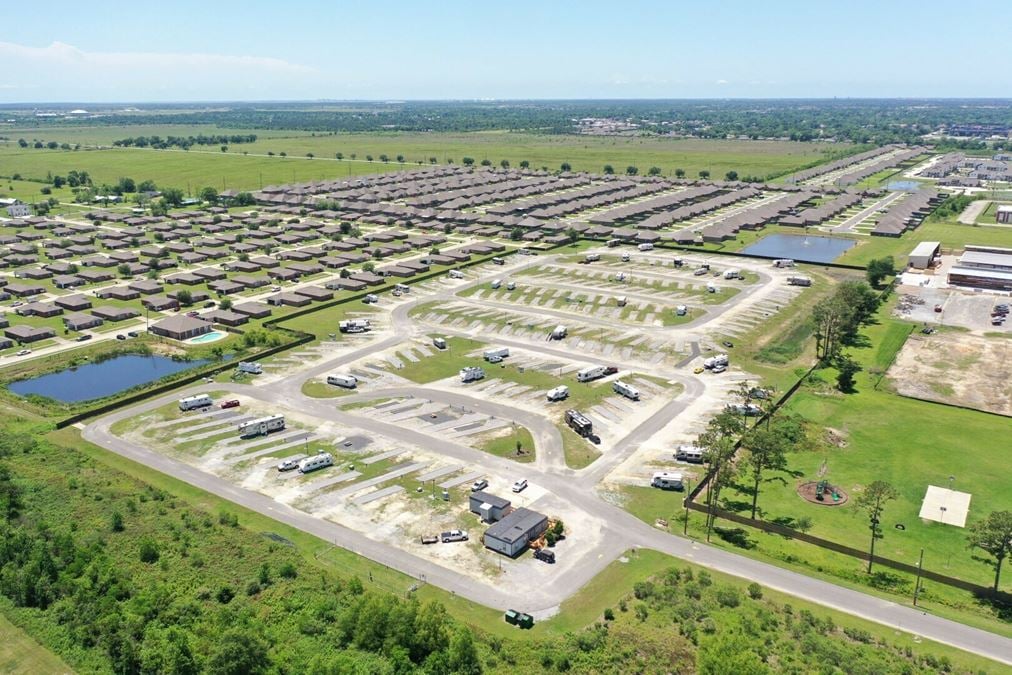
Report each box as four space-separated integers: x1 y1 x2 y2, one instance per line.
277 458 299 472
220 399 240 409
127 331 140 338
934 304 943 313
471 478 489 492
116 334 127 341
16 349 31 356
271 286 282 292
441 529 468 543
186 311 200 318
204 300 216 308
693 366 705 374
75 334 93 342
722 340 734 348
603 366 619 376
492 257 505 265
512 479 528 493
533 548 556 564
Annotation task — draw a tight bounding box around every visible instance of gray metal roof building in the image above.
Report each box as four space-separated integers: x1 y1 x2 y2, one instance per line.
483 507 548 557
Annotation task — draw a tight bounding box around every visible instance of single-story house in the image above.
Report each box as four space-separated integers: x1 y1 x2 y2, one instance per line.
349 271 385 286
209 280 246 295
232 303 272 319
203 309 248 326
15 302 63 318
64 312 103 331
267 268 301 282
150 314 212 341
129 279 163 295
224 260 261 273
5 283 46 297
166 272 204 285
5 324 56 343
286 262 324 276
482 507 549 557
54 294 92 311
167 289 210 303
267 292 311 307
0 338 12 350
325 278 367 292
293 286 333 301
76 269 115 284
91 306 140 322
192 267 227 281
231 275 269 288
18 268 52 280
53 274 86 289
141 295 179 312
96 286 141 301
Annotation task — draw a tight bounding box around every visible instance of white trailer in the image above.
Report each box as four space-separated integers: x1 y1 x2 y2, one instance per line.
546 385 569 401
326 373 358 389
726 402 763 416
490 279 502 289
298 453 334 474
612 380 641 401
448 269 464 279
637 243 654 251
675 305 688 316
675 445 705 463
178 394 213 411
237 361 263 375
585 252 600 262
576 365 607 382
651 471 684 490
339 318 372 333
432 336 447 350
551 325 567 340
787 276 812 287
238 414 286 438
703 354 729 370
616 295 627 307
460 366 485 383
706 282 717 293
723 268 742 280
773 258 795 268
483 347 510 362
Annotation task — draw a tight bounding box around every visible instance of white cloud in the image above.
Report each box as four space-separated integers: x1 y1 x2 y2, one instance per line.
0 40 315 76
715 79 729 85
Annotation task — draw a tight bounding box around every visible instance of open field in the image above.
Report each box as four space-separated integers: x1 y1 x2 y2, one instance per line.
0 612 74 675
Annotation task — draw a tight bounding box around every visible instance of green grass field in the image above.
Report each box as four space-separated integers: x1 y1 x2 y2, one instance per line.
1 127 855 194
0 612 74 675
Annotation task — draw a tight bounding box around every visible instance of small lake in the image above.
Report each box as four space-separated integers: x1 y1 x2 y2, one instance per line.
741 234 855 263
9 354 211 403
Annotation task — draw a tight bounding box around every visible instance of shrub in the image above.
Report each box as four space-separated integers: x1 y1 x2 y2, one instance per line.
603 607 615 621
110 511 124 532
278 562 297 579
216 586 235 604
138 539 160 563
715 586 741 608
747 583 763 600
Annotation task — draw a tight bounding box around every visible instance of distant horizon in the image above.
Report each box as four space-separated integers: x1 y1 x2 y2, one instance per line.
4 96 1012 108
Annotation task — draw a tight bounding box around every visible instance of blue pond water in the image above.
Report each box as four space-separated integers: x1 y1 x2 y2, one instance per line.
741 234 855 264
9 354 210 403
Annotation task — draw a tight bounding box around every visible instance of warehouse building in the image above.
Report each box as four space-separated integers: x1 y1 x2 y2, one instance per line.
947 245 1012 291
907 241 940 270
483 507 548 557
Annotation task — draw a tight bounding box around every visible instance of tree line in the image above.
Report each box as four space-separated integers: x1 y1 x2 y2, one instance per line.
112 134 258 150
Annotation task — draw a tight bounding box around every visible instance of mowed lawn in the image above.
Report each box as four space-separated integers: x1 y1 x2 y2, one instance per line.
743 310 1012 591
0 612 74 675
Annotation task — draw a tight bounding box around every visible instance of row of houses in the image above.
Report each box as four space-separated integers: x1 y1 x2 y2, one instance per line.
870 190 943 237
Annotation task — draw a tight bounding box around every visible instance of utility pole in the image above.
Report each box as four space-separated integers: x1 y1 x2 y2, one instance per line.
683 478 691 535
913 548 924 606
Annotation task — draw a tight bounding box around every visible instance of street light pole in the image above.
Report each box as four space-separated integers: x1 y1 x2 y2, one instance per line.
683 478 691 536
913 548 925 605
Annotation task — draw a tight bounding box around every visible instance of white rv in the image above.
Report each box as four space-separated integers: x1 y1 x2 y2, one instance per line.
616 295 628 307
723 268 741 280
483 347 510 362
339 318 372 333
613 380 641 401
432 336 447 350
675 445 705 463
585 252 600 263
394 283 410 294
675 305 688 316
773 258 795 268
238 415 286 438
546 385 569 402
327 373 358 389
460 366 485 383
637 243 654 251
506 280 516 291
298 453 334 474
237 361 263 375
551 325 567 340
787 276 812 287
703 354 729 370
178 394 213 411
651 471 684 490
576 365 608 382
448 269 464 279
490 279 502 289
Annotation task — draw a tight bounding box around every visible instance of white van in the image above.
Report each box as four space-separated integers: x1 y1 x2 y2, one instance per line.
490 279 502 289
363 293 379 303
432 336 447 350
327 373 358 389
179 394 213 411
506 280 516 291
616 296 627 307
637 243 654 251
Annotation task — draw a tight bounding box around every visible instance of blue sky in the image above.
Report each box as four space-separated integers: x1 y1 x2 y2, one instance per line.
1 0 1010 102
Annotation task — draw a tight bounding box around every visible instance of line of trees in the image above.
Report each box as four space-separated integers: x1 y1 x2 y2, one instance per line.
112 134 258 150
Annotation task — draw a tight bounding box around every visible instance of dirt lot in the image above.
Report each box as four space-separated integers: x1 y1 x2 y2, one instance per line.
888 331 1012 416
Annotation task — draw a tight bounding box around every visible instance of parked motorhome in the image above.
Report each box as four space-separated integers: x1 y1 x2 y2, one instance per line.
613 380 640 401
787 276 812 287
703 354 729 370
483 347 510 362
576 365 608 382
179 394 213 411
394 283 410 294
490 279 502 289
585 252 600 263
298 453 333 473
448 269 464 279
616 295 627 307
506 281 516 291
546 385 569 402
433 336 447 350
723 268 742 280
237 361 263 375
773 258 795 268
675 305 687 316
550 325 567 340
327 373 358 389
564 409 593 437
238 415 285 438
460 366 486 383
651 471 684 490
339 318 371 333
675 445 705 463
637 243 654 251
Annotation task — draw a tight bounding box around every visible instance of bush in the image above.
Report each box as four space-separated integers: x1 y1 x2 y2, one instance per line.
138 539 160 563
603 607 615 621
715 586 741 608
278 562 297 579
747 582 763 600
110 511 124 532
246 581 262 596
218 511 239 527
216 586 235 604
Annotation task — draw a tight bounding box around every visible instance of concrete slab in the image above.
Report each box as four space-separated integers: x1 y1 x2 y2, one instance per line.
417 464 463 481
354 485 405 505
439 471 485 488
